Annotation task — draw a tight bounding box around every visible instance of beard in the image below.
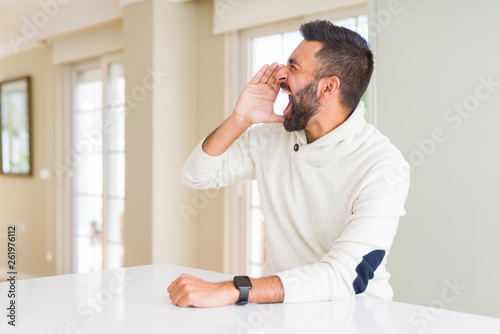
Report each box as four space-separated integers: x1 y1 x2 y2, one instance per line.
282 79 321 132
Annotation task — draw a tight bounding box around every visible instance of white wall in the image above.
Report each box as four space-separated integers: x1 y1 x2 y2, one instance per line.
374 0 500 318
195 0 226 272
123 0 154 266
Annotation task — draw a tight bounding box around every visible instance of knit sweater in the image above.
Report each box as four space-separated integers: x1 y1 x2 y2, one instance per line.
180 103 410 303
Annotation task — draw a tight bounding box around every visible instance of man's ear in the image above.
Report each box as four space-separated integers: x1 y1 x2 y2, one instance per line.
319 76 340 100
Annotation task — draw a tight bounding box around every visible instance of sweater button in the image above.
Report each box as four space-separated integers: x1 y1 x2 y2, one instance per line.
294 144 299 152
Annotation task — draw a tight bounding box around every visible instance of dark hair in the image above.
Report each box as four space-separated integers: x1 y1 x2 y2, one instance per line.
300 20 373 113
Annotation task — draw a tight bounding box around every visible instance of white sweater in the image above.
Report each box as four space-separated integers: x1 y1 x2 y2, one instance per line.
181 103 410 303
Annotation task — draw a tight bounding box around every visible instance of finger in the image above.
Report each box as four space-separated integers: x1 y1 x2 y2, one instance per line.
268 77 279 93
171 290 181 305
167 279 178 293
272 81 280 93
169 285 183 304
271 65 284 93
249 64 269 85
168 283 178 300
262 62 278 84
266 64 283 92
167 276 181 293
167 273 190 294
176 295 190 308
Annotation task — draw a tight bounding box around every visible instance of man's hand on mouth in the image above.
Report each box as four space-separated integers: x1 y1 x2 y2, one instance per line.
233 62 285 125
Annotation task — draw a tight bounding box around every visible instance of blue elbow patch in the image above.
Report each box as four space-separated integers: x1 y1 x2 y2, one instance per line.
352 249 386 294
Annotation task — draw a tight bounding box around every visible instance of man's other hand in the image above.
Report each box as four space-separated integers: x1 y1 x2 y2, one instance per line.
167 273 239 308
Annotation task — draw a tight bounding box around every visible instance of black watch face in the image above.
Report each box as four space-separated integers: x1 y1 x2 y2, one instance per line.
234 276 252 288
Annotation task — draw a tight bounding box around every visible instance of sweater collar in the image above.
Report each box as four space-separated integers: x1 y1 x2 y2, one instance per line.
294 102 367 148
292 102 370 168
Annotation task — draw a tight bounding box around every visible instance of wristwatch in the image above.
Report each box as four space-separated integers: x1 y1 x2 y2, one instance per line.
233 276 252 305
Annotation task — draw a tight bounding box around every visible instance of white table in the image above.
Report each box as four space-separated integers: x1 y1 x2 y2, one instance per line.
1 264 499 333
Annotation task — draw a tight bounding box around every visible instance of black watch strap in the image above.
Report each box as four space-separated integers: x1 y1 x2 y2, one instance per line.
237 286 250 305
234 276 252 305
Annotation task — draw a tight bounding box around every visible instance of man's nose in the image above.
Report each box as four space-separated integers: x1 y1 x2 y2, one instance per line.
275 65 287 82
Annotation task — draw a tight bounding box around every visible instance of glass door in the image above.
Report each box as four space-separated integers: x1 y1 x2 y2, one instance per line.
71 55 125 273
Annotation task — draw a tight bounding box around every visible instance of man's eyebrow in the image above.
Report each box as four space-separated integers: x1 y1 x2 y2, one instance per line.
288 58 300 67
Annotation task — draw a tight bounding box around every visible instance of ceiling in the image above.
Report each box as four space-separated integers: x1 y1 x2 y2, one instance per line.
0 0 134 58
0 0 194 59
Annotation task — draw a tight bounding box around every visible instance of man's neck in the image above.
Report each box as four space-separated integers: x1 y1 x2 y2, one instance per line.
305 108 350 143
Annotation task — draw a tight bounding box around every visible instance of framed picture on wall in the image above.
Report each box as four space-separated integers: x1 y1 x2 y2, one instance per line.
0 76 32 176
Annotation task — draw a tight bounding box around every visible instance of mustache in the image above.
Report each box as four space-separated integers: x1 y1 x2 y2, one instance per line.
280 83 291 92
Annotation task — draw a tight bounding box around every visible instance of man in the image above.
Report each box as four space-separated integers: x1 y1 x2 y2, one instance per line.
167 20 410 308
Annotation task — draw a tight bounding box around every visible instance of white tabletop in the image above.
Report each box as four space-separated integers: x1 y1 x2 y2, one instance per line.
1 264 499 333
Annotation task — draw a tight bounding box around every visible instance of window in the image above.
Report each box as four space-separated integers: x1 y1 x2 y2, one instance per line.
243 12 369 277
71 54 125 273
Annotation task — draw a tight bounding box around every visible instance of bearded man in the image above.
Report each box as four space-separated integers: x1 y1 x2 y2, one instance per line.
167 19 410 308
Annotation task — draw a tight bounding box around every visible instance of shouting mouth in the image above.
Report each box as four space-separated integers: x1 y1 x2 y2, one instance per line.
281 87 292 118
